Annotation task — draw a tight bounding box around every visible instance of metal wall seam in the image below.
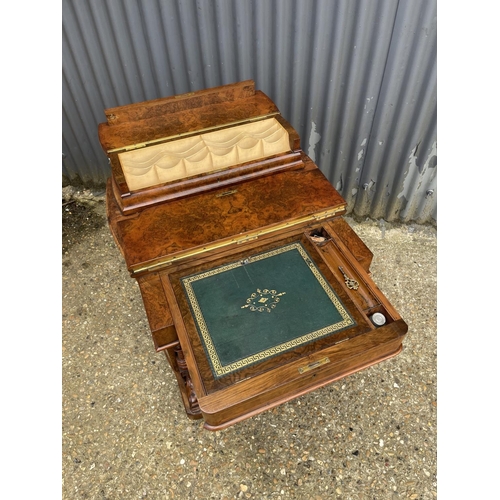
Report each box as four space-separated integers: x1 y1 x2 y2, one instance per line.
354 0 437 222
62 0 436 223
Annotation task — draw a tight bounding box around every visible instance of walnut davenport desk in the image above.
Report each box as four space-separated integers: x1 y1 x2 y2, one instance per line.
99 80 408 431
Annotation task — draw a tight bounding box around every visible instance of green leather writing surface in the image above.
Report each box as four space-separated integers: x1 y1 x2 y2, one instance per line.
181 242 355 378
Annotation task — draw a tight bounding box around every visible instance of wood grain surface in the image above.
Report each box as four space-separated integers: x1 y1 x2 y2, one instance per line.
102 80 408 430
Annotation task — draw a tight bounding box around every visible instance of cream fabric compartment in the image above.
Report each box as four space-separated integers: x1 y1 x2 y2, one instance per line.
118 118 290 191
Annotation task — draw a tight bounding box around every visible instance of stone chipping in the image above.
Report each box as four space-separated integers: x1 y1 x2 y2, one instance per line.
62 188 437 500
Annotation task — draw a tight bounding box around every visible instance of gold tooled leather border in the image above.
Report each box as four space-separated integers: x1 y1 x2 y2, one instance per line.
182 242 355 377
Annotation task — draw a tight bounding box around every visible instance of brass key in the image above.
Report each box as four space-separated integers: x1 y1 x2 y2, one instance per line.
339 266 359 290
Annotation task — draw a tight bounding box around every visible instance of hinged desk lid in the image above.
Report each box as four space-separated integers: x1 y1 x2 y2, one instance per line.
107 156 346 275
98 80 282 152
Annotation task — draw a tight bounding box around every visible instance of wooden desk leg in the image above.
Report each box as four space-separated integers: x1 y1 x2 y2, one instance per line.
163 345 202 419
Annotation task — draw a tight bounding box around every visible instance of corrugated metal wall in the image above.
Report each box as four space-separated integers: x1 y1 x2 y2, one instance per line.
62 0 436 223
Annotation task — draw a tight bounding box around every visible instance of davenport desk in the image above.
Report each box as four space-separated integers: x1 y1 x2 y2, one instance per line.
99 80 408 431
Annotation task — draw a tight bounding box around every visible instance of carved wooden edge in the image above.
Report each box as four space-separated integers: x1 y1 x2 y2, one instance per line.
173 345 201 417
108 154 127 191
137 285 201 421
162 346 203 420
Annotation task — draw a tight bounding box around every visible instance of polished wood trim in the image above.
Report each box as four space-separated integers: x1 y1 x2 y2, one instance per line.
326 218 373 272
202 344 403 431
112 152 304 216
322 224 402 321
108 164 346 274
102 80 408 429
199 320 406 430
98 90 279 153
306 231 380 312
103 80 256 126
136 273 177 351
160 273 207 400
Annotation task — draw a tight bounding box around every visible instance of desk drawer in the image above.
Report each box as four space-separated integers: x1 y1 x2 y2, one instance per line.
137 273 177 351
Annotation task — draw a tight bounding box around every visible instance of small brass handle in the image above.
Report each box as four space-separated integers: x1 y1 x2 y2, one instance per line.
298 357 330 374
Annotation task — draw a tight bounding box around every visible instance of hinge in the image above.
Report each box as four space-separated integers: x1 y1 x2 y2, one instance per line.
130 205 345 275
107 112 281 154
236 234 259 245
313 209 344 221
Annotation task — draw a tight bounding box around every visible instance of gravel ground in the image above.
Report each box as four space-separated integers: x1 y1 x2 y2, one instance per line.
62 186 437 500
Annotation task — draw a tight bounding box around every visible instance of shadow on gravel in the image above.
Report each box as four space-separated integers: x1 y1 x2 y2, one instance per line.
62 200 105 255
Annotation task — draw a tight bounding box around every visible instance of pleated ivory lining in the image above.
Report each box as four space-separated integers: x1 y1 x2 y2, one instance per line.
118 118 290 191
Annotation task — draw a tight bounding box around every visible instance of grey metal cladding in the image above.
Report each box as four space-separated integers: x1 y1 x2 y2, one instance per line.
62 0 437 223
